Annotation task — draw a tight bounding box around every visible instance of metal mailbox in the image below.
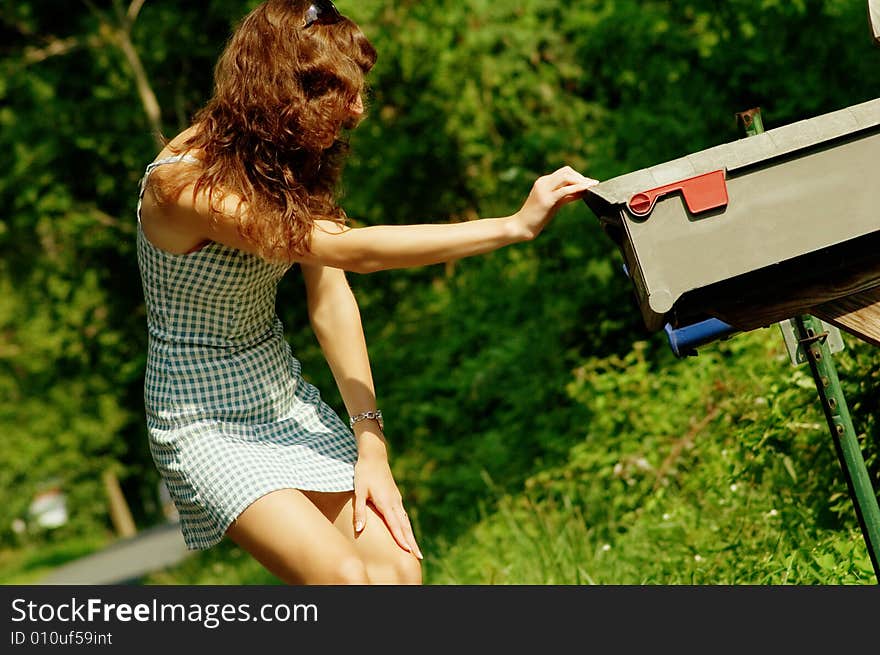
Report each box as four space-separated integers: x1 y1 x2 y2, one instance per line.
583 97 880 333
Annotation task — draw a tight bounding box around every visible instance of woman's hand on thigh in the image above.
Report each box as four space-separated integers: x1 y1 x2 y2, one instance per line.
353 454 423 560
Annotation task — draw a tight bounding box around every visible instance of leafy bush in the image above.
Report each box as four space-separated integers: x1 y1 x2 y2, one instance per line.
432 330 877 584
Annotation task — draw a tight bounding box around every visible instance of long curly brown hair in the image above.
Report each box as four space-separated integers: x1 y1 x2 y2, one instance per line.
158 0 377 263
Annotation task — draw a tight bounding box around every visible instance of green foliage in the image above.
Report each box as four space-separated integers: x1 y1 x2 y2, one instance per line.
1 0 878 584
432 331 876 584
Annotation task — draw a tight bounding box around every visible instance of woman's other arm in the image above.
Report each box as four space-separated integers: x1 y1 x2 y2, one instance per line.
301 263 421 558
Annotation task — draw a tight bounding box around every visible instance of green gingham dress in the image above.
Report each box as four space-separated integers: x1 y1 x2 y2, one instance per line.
136 154 357 551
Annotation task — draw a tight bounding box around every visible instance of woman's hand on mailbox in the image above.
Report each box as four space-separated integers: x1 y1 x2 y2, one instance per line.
511 166 599 241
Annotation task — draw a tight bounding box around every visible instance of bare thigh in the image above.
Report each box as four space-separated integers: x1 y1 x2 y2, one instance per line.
303 490 423 585
223 488 369 585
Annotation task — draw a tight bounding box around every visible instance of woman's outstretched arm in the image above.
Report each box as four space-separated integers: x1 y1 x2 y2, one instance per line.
299 167 598 273
145 164 598 272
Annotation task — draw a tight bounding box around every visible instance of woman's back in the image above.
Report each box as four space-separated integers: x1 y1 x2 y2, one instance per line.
136 154 292 348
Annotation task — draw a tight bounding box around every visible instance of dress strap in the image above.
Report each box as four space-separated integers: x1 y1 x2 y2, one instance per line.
137 153 201 221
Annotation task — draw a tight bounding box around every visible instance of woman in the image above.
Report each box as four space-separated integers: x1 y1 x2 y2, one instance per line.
136 0 598 585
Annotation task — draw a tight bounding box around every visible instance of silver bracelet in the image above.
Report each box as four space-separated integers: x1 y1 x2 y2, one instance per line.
349 409 383 431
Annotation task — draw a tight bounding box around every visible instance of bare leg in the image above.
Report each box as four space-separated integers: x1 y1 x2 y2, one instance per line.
303 490 422 585
223 488 370 585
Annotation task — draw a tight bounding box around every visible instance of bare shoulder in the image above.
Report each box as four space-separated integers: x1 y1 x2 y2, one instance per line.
142 152 203 208
145 126 206 201
140 131 262 257
139 134 210 255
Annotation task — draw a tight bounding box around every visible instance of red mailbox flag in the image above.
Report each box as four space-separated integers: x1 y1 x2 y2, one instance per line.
628 169 729 219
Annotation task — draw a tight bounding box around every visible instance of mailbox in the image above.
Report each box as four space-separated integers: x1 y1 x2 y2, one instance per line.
583 97 880 333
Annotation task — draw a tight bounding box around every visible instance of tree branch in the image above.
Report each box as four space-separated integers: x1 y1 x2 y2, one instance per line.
94 0 165 148
127 0 148 27
17 1 164 147
115 30 164 147
20 37 82 66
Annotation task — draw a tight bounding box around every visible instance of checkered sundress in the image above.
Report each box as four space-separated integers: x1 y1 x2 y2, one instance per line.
136 154 357 551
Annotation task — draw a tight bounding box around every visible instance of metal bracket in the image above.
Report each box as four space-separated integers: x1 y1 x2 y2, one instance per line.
777 318 845 366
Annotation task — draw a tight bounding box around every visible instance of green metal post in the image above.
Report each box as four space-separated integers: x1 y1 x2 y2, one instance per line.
738 108 880 582
793 316 880 580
